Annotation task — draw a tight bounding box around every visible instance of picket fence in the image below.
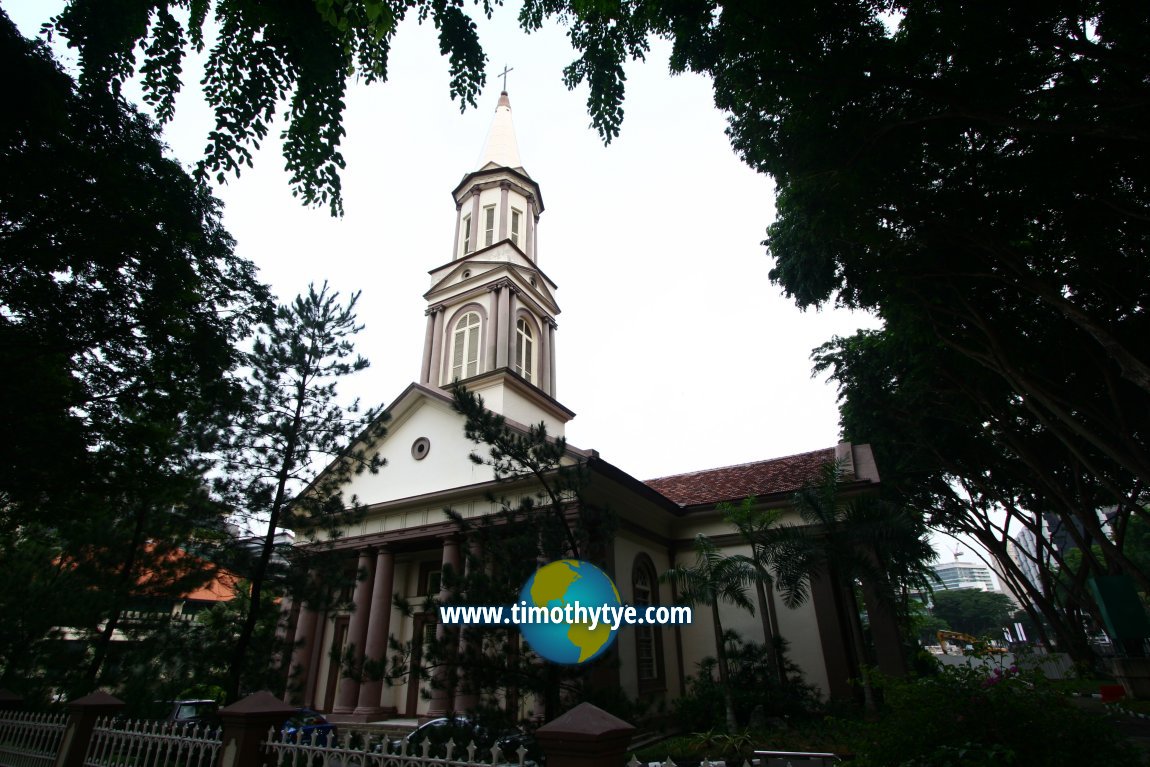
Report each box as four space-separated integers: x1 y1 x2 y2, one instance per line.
83 718 221 767
0 706 837 767
263 731 536 767
0 711 67 767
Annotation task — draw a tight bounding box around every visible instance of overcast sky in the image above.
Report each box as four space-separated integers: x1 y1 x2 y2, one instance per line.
11 0 891 484
6 0 1010 583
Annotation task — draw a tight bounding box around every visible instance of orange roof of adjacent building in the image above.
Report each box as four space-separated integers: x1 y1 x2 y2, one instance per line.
644 447 836 507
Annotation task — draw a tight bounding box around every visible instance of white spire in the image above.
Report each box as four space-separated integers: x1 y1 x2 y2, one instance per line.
477 91 522 170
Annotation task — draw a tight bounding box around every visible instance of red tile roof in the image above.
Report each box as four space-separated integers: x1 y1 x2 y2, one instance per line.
644 447 836 507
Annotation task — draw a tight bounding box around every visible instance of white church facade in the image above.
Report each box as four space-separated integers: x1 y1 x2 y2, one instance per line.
280 91 899 721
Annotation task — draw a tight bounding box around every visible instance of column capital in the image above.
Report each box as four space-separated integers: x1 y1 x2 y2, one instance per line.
499 180 512 190
426 303 446 316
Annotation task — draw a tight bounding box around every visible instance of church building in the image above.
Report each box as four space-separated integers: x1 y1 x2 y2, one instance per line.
281 90 898 721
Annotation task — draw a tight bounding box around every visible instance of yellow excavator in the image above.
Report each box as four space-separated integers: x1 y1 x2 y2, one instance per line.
937 629 1008 656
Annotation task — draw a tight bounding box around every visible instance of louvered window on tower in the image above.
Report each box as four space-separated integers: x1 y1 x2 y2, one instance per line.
462 214 472 254
511 208 522 246
516 318 534 383
451 312 482 381
484 205 496 247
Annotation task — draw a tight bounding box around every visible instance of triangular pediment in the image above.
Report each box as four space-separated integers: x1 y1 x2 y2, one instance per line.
426 247 560 317
335 384 498 509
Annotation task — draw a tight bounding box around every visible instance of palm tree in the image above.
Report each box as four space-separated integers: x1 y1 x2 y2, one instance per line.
768 461 937 713
720 497 787 684
662 534 756 733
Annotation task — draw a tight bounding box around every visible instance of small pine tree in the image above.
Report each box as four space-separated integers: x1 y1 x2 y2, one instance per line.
218 283 388 702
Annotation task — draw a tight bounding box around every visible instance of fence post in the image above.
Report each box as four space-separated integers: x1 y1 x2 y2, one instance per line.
53 691 124 767
216 691 297 767
535 702 636 767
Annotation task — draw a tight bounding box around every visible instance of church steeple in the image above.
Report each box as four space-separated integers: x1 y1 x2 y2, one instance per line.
417 90 573 434
478 91 522 170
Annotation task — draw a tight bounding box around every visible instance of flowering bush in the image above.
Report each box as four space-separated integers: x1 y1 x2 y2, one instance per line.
849 662 1137 766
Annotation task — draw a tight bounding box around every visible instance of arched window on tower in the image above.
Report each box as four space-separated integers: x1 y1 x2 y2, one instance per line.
451 312 482 381
515 318 534 383
633 555 664 690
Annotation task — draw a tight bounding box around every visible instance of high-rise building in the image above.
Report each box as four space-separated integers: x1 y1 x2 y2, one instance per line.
933 559 1000 592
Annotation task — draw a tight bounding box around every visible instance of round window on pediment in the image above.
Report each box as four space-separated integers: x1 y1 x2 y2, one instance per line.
462 270 472 280
411 437 431 460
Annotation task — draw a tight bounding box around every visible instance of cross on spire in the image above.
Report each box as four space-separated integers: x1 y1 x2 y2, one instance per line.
498 65 514 93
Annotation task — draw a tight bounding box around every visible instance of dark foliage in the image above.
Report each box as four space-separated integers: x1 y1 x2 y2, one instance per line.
0 9 268 697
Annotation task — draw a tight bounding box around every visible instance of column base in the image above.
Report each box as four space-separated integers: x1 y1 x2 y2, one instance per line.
351 706 397 721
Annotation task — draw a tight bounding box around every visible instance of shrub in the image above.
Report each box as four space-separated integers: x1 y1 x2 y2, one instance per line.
850 661 1138 766
673 634 821 732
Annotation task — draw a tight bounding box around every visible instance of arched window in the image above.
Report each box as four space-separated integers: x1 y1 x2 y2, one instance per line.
515 318 534 383
451 312 482 380
633 555 664 689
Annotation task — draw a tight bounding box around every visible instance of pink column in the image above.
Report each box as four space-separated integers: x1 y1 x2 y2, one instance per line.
427 536 463 717
285 602 319 706
429 306 445 386
469 191 481 250
355 548 397 717
495 285 511 369
547 320 557 397
525 197 536 261
498 182 510 240
486 286 500 372
333 551 375 714
505 288 519 372
452 202 463 258
540 316 552 394
420 309 436 384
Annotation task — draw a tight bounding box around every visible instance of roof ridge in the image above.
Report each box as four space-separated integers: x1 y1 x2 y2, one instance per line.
644 446 836 484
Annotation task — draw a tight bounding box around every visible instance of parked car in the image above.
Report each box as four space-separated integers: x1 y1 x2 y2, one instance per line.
158 699 220 727
388 717 540 764
282 708 337 746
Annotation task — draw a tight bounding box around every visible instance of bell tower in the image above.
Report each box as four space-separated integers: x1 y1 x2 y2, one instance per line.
418 91 574 434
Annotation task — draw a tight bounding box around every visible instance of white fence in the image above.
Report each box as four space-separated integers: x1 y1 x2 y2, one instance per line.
83 718 221 767
627 752 839 767
0 711 67 767
263 732 536 767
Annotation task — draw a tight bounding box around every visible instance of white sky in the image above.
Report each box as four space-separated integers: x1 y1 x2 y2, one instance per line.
7 3 898 485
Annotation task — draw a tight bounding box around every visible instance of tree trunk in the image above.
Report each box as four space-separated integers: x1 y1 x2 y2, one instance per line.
754 579 783 684
84 505 149 689
711 601 739 733
842 582 877 715
225 395 304 703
